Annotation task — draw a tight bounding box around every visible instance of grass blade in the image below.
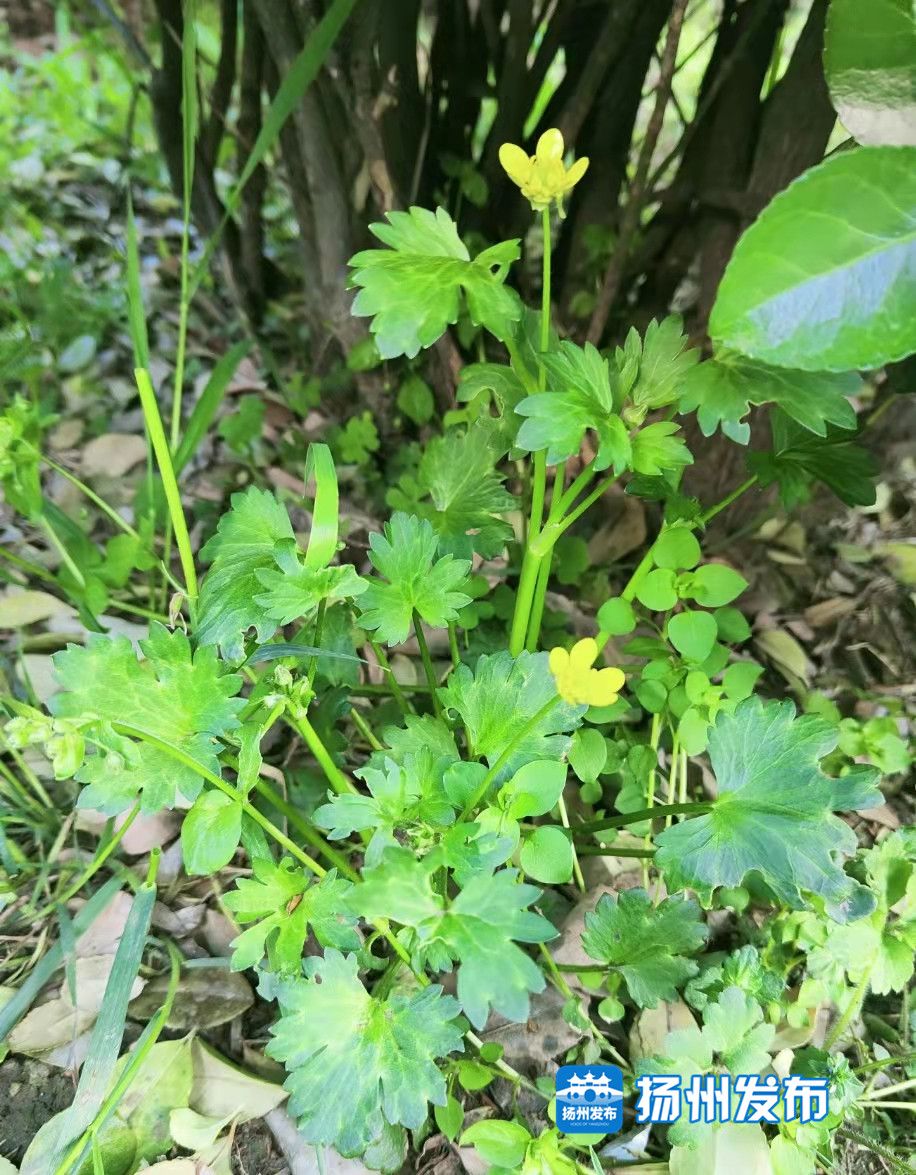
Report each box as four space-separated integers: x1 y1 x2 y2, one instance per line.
173 339 252 474
303 442 339 569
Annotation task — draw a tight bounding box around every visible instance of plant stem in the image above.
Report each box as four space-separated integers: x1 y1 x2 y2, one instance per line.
350 706 384 752
134 368 198 618
251 778 358 879
576 844 655 858
447 622 460 670
287 712 358 796
413 610 443 718
825 963 874 1050
573 801 711 837
509 549 543 655
643 715 662 886
306 598 327 686
459 694 561 820
39 515 86 589
698 474 758 525
369 639 414 715
524 554 552 652
863 1077 916 1100
557 794 585 892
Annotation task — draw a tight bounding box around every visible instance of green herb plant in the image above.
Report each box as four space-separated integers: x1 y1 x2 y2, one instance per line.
1 2 915 1170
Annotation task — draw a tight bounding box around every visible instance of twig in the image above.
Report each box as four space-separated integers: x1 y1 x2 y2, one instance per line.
587 0 690 344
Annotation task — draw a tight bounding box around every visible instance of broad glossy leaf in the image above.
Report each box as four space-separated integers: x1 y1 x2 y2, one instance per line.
825 0 916 147
268 950 463 1155
710 147 916 371
51 624 244 813
349 207 522 358
679 355 860 444
583 890 707 1008
655 697 883 916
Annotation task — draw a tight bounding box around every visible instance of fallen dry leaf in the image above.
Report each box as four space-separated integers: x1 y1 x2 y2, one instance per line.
80 432 148 478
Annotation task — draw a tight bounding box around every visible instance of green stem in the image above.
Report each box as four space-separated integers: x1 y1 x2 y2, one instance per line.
134 368 198 618
557 459 598 516
459 694 561 820
524 553 552 652
447 622 460 671
573 800 711 837
350 706 384 752
413 610 443 718
369 640 414 715
252 778 358 880
557 794 585 892
855 1051 916 1075
698 474 758 525
288 713 358 796
643 715 662 886
39 515 85 589
862 1077 916 1100
306 598 327 686
825 962 873 1050
509 548 543 656
576 844 656 858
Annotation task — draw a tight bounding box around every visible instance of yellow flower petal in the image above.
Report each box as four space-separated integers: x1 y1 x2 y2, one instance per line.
549 639 625 706
569 637 598 675
536 128 565 164
499 142 533 188
589 666 626 707
564 156 589 189
548 646 570 676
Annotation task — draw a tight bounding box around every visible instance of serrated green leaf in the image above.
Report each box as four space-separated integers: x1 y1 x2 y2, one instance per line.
709 147 916 371
749 410 878 509
438 651 584 783
630 422 692 475
224 860 359 972
621 315 700 414
254 554 367 624
655 698 883 915
197 487 296 661
825 0 916 147
268 950 463 1155
582 890 707 1007
679 356 860 444
349 207 522 358
50 624 244 813
357 513 472 644
352 848 555 1027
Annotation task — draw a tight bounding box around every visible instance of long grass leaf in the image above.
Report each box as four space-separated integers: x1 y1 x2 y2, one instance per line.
22 872 159 1173
303 442 339 569
125 194 149 369
173 339 252 474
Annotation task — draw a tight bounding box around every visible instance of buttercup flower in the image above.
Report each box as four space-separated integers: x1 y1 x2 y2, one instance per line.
549 638 625 707
499 128 589 212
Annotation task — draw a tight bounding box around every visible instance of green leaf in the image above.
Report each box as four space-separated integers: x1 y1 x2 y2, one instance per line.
267 950 463 1155
457 362 527 416
630 422 692 475
224 860 359 972
668 611 718 662
568 728 608 783
390 421 516 558
520 826 573 884
357 513 472 644
335 411 379 464
652 528 701 571
353 848 556 1027
749 411 878 509
349 207 522 358
582 890 707 1007
620 316 700 415
397 374 435 425
709 147 916 371
434 1095 464 1141
219 394 263 453
461 1120 531 1168
50 624 244 813
655 698 883 916
682 564 748 607
596 597 636 636
637 568 678 611
174 341 252 473
197 487 296 661
181 791 242 875
679 355 860 444
499 759 567 819
825 0 916 148
439 651 584 783
254 550 367 624
515 341 629 471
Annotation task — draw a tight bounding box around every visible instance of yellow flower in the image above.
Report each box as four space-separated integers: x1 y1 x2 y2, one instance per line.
549 638 625 707
499 128 589 212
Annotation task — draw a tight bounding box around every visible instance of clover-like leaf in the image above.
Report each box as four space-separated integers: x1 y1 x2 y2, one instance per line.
655 697 883 917
679 355 860 445
353 848 556 1028
224 859 360 972
268 950 463 1156
438 651 584 783
582 890 708 1008
357 512 472 645
349 207 522 359
515 341 630 471
197 486 296 661
50 624 244 814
